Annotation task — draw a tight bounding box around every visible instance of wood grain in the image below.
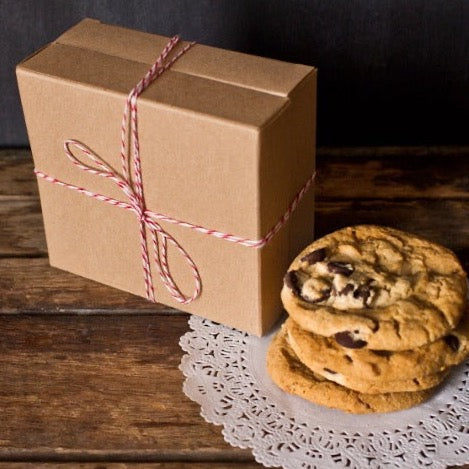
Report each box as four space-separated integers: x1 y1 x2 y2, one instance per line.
0 461 262 469
1 194 469 263
6 464 459 469
1 198 468 267
0 149 38 198
0 198 468 315
0 198 46 256
2 147 469 201
0 258 172 313
316 199 469 260
2 465 459 469
0 314 250 462
0 147 467 469
0 313 466 468
316 147 469 199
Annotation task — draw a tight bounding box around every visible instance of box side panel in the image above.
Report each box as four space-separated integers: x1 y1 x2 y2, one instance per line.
258 71 317 334
16 68 147 297
17 68 264 335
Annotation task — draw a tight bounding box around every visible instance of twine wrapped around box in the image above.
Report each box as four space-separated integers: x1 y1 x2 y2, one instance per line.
34 35 316 305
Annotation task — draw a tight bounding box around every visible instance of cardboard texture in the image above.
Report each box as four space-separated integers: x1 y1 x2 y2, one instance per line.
16 18 317 336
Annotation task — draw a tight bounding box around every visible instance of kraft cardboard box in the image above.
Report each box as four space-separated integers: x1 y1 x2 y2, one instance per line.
16 18 317 336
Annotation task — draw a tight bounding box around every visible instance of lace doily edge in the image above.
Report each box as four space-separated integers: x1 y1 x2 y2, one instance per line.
178 318 469 469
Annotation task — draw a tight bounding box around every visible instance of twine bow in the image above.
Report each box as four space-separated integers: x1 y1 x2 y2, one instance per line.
34 35 316 305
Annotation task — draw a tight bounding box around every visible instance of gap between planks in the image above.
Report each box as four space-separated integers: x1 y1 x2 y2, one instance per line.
0 464 261 468
0 451 255 464
0 463 261 469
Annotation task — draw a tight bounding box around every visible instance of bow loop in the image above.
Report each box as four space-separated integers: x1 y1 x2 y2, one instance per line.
59 37 202 305
64 139 118 179
64 139 139 209
145 216 201 305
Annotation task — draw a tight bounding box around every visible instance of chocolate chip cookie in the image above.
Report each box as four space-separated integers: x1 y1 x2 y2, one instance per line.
267 325 435 414
281 225 467 351
285 317 454 394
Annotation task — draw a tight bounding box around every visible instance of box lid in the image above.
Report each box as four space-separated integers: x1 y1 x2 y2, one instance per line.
18 18 315 129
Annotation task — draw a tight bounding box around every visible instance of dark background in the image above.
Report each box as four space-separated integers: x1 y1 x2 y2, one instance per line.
1 0 468 147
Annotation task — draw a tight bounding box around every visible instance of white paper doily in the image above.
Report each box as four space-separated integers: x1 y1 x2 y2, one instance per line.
179 315 469 469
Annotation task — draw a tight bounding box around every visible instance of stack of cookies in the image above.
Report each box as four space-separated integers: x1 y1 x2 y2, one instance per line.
267 225 469 414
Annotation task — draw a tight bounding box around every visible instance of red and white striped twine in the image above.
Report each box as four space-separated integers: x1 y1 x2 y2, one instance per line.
34 36 316 305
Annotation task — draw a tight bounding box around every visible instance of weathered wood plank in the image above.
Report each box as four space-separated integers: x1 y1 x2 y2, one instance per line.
0 147 467 468
316 199 469 256
0 149 38 198
0 461 458 469
0 314 252 462
316 199 469 275
1 197 468 314
0 258 173 313
0 464 261 468
316 150 469 199
2 196 469 258
317 145 469 158
1 147 468 200
0 198 46 256
1 197 468 261
0 465 462 469
0 314 466 469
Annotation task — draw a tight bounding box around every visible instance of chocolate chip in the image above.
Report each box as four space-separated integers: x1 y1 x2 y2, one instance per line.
353 285 372 307
284 270 300 295
327 262 354 276
353 285 370 300
339 283 354 296
444 335 460 352
334 331 368 349
302 288 331 304
323 368 337 374
301 248 326 265
392 319 401 339
371 350 392 357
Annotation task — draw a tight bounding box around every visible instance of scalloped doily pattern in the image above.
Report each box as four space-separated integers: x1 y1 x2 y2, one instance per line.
180 315 469 469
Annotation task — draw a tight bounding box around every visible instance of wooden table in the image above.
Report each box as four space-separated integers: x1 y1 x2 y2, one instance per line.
1 147 468 469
